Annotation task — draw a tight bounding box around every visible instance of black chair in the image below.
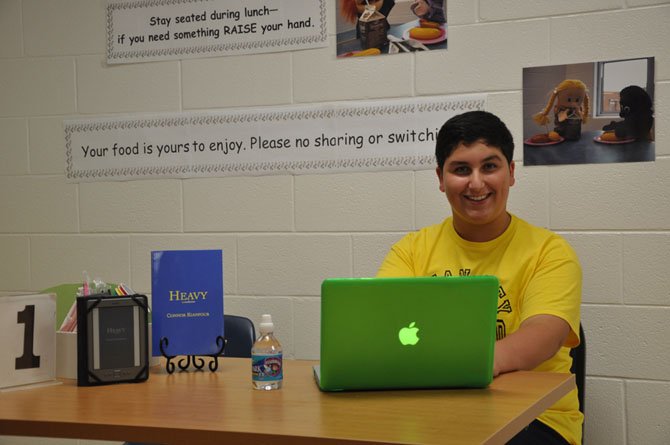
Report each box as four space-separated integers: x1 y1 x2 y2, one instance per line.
223 314 256 358
569 323 586 417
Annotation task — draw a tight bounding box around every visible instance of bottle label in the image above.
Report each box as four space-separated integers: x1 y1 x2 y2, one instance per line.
252 354 283 382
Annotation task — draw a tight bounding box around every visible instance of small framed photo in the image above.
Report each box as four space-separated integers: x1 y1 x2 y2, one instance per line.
77 294 149 386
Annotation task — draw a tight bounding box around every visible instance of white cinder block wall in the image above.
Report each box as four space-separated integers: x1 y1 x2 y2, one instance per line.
1 0 669 444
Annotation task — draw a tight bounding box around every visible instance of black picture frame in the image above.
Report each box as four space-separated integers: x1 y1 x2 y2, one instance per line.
76 294 149 386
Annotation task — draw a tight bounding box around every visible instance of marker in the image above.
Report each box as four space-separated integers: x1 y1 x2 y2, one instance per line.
83 271 91 296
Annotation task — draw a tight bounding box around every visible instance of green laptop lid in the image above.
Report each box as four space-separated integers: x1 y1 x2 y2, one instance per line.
318 275 498 391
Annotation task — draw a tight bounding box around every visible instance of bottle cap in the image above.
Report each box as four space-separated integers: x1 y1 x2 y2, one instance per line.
259 314 274 334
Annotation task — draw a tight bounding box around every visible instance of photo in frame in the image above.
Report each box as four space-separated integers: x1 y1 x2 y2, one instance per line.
523 57 655 166
76 294 149 386
335 0 447 58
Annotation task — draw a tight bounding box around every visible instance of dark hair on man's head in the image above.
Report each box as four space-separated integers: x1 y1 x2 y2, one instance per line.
435 111 514 169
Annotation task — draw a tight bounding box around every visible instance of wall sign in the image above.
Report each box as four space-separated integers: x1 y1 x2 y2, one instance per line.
64 94 487 182
107 0 327 64
0 294 57 390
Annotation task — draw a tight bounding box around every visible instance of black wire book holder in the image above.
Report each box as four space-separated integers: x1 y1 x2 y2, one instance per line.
158 335 226 374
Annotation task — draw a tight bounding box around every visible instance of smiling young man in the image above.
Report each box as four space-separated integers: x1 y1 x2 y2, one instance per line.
377 111 582 445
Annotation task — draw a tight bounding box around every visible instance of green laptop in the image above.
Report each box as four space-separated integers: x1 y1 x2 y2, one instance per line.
314 276 499 391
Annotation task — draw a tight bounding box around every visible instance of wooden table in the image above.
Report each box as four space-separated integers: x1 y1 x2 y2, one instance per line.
0 358 574 445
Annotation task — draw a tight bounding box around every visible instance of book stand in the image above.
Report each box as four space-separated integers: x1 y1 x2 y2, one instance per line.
158 335 226 374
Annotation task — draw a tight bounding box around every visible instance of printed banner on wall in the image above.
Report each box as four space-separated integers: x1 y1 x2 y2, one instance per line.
64 94 487 182
107 0 327 64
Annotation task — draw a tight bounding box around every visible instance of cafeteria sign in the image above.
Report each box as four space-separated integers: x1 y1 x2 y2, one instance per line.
64 94 487 182
107 0 327 64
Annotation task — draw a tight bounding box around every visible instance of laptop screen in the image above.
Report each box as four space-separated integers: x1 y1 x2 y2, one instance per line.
317 276 498 391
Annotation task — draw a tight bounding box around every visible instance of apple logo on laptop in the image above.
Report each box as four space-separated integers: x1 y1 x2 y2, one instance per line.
398 322 420 346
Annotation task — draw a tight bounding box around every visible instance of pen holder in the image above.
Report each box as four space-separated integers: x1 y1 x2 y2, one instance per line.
56 331 78 379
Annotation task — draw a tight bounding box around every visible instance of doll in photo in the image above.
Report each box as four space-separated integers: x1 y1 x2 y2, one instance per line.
601 85 654 141
533 79 590 141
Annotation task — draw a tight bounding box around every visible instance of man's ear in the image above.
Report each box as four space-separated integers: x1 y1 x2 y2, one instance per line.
509 160 516 187
436 166 445 192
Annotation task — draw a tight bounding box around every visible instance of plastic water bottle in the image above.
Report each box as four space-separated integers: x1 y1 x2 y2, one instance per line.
251 314 283 390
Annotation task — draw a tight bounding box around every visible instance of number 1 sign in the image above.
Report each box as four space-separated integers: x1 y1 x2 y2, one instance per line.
0 294 57 390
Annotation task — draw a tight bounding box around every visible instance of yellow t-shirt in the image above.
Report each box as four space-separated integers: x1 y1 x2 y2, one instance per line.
377 214 583 445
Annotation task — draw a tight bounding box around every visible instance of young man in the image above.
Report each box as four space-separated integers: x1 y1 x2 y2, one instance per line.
377 111 582 445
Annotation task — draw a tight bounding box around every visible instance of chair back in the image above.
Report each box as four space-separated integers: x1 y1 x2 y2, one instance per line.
223 315 256 358
570 323 586 415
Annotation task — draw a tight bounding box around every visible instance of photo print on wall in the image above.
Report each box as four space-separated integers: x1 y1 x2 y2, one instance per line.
522 57 655 166
335 0 447 58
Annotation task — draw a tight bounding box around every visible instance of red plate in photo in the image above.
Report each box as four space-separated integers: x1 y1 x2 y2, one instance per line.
403 27 447 44
337 50 375 58
593 135 636 144
524 136 565 146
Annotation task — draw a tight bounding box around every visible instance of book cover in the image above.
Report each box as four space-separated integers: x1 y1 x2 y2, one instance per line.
151 250 224 356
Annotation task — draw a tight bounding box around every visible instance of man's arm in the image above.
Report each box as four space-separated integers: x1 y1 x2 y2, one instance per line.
493 314 570 377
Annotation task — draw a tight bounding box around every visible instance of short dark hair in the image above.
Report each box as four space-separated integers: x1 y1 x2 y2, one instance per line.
435 111 514 169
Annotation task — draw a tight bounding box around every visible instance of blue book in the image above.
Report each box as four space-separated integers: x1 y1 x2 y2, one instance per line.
151 250 224 356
